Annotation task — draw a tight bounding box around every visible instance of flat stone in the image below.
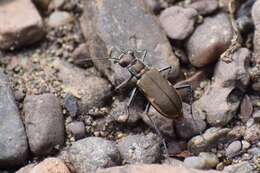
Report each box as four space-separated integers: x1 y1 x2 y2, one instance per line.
53 59 112 114
117 133 161 164
80 0 180 86
68 137 121 173
159 6 198 40
186 13 233 67
24 94 64 156
0 71 28 168
0 0 44 50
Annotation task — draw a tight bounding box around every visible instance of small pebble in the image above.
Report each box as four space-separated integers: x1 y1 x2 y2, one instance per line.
67 121 86 140
225 141 242 158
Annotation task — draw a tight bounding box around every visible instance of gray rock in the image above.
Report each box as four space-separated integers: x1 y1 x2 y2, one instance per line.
194 48 250 126
248 147 260 156
47 11 74 28
241 140 251 150
68 137 121 173
24 93 64 156
140 106 175 137
223 161 254 173
53 59 112 113
159 6 198 40
0 71 28 168
0 0 45 50
184 152 219 170
244 123 260 144
175 103 206 139
252 0 260 63
184 156 207 170
80 0 180 86
64 93 78 118
110 98 142 124
117 133 160 164
186 13 233 67
225 141 242 158
187 0 218 15
143 0 161 14
188 127 230 154
67 121 86 140
71 43 92 68
199 152 219 169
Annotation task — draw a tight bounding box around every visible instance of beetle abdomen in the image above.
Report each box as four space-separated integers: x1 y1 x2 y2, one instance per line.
137 68 182 119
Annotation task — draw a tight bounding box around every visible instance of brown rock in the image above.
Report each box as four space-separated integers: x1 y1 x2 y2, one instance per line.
240 95 253 123
80 0 180 86
159 6 198 40
186 13 233 67
95 164 226 173
30 158 71 173
187 0 218 15
0 0 44 50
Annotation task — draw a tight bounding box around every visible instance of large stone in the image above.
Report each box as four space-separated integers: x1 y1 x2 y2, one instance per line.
186 13 233 67
252 0 260 63
0 0 44 50
68 137 121 173
80 0 180 86
53 59 112 113
0 71 28 168
24 94 64 156
117 133 161 164
95 164 226 173
194 48 250 126
159 6 198 40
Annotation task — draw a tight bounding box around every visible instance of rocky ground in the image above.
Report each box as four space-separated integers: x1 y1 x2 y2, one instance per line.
0 0 260 173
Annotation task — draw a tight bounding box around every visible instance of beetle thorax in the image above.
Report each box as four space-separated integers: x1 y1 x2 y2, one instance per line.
127 59 148 78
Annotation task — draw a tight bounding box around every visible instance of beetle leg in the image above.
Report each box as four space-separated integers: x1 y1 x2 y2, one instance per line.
125 87 138 119
114 75 134 91
144 103 169 158
159 66 172 72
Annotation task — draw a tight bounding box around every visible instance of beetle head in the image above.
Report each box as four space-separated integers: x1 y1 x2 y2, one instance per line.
118 51 136 67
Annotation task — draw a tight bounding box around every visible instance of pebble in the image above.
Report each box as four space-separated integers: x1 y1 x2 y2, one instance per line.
184 156 207 170
248 147 260 156
225 141 242 158
143 0 161 14
240 95 253 123
53 59 112 114
188 127 230 154
117 133 161 164
24 93 65 156
68 137 121 173
0 0 44 50
67 121 86 140
199 152 219 169
244 123 260 144
81 0 180 86
159 6 198 40
0 71 28 168
186 13 233 67
241 140 251 150
47 11 74 28
64 93 79 118
186 0 218 16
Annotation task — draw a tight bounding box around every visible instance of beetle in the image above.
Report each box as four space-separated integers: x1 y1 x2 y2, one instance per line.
88 49 193 156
